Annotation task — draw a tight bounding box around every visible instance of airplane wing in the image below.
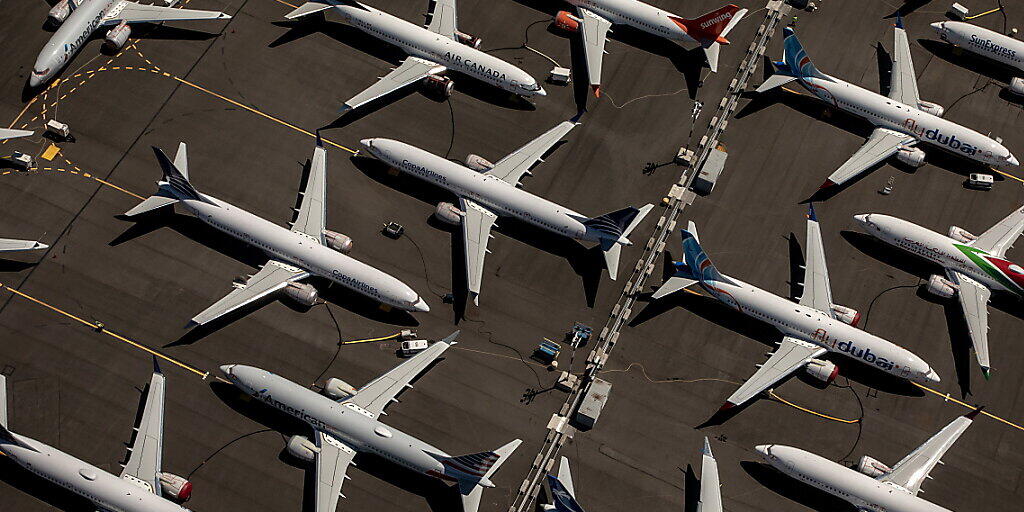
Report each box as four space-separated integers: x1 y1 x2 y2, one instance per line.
341 56 446 113
697 437 722 512
946 270 992 375
119 364 165 496
576 7 613 93
879 411 979 496
0 129 33 141
344 332 457 418
798 204 835 314
425 0 457 40
190 260 310 326
459 198 499 304
970 205 1024 258
485 118 580 187
724 336 826 408
824 127 916 187
312 430 357 512
289 142 327 242
888 17 921 107
0 238 47 252
103 1 231 25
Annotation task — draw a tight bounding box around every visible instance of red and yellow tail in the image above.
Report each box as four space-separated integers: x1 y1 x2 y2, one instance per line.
670 4 742 46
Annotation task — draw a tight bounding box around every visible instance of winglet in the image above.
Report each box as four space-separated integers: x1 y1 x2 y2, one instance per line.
440 330 461 345
152 356 163 376
315 130 324 148
702 436 713 456
591 85 601 98
895 12 905 30
570 110 586 124
981 367 991 380
807 203 817 221
964 406 985 420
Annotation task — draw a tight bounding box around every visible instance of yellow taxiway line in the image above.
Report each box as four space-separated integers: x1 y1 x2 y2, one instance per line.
913 382 1024 432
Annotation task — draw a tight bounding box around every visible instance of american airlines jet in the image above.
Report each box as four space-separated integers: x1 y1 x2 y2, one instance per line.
284 0 545 113
0 363 196 512
553 1 747 95
220 332 521 512
123 139 428 326
930 20 1024 97
757 409 981 512
757 20 1017 190
30 0 231 88
652 206 939 410
854 205 1024 379
360 117 653 304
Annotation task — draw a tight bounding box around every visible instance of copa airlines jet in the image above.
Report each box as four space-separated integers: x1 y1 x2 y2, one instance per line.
757 409 981 512
0 362 197 511
30 0 231 88
931 20 1024 96
553 1 747 95
123 139 428 327
757 20 1017 190
652 206 939 410
360 117 653 304
284 0 545 113
220 332 521 512
855 206 1024 379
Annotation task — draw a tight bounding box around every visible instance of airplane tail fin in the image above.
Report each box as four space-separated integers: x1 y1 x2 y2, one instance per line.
586 204 654 280
755 26 828 92
544 456 582 512
124 143 205 217
670 5 748 72
681 223 733 285
446 439 522 512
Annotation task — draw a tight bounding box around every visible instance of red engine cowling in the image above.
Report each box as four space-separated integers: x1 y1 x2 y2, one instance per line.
948 225 977 243
554 11 581 32
103 21 131 52
422 75 454 100
926 274 956 299
896 146 926 168
455 30 482 49
48 0 78 26
804 359 839 385
917 100 945 118
323 230 353 254
831 304 861 327
159 472 193 502
857 455 892 478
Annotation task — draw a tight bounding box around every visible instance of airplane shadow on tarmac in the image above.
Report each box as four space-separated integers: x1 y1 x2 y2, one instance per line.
741 461 858 512
918 38 1024 106
210 382 462 512
0 456 96 512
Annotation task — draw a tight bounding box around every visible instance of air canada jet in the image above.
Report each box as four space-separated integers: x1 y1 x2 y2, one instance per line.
652 205 939 410
0 362 196 511
123 139 428 326
360 116 653 304
756 19 1017 190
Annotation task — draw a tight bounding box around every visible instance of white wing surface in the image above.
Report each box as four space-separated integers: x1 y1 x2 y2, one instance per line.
486 119 579 187
879 411 978 495
120 365 165 495
799 205 834 314
0 239 47 252
824 127 916 187
971 205 1024 258
459 198 499 304
889 20 921 107
344 333 457 418
341 57 446 113
946 270 992 375
313 431 357 512
576 7 613 93
651 276 698 300
724 337 826 408
290 142 328 242
426 0 458 40
0 129 33 141
190 261 310 326
697 437 722 512
104 1 231 24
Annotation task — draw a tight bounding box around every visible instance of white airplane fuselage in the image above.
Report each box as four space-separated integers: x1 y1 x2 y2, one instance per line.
702 276 938 383
361 138 625 246
757 444 951 512
31 0 117 87
932 21 1024 72
330 3 544 97
855 213 1024 296
181 193 427 311
797 74 1017 171
0 434 188 512
565 0 698 47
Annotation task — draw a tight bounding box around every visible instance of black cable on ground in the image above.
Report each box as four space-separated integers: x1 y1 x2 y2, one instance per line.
402 232 447 299
830 376 866 464
310 303 346 386
443 97 456 159
186 429 275 480
858 283 920 329
482 19 551 55
461 316 544 389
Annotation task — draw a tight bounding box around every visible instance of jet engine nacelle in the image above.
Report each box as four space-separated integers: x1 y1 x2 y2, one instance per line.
948 225 978 243
434 202 465 226
830 304 861 327
896 146 926 168
465 154 494 172
1009 77 1024 97
926 274 957 299
323 378 358 400
323 230 353 254
554 11 582 32
804 359 839 385
47 0 78 26
422 75 454 100
158 472 193 502
103 21 131 52
917 100 945 118
286 435 319 462
857 455 892 478
283 282 319 307
455 30 482 49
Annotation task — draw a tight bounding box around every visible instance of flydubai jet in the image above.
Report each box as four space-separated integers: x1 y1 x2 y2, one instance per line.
123 139 428 327
0 362 197 511
220 332 521 512
931 20 1024 96
553 1 747 95
855 205 1024 378
30 0 231 88
651 205 939 410
757 409 981 512
756 20 1017 190
284 0 545 113
360 117 653 304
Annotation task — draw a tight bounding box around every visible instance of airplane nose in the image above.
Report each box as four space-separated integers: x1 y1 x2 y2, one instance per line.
929 22 943 31
925 368 941 384
359 138 374 149
220 364 235 377
28 75 42 88
412 297 430 313
853 214 868 225
536 86 547 97
1008 154 1019 167
755 445 771 458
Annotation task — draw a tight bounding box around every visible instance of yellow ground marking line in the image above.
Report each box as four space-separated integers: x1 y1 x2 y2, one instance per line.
0 283 209 379
994 169 1024 184
453 346 548 368
271 0 298 8
341 332 405 345
913 382 1024 432
0 163 145 200
767 390 860 423
965 7 1002 20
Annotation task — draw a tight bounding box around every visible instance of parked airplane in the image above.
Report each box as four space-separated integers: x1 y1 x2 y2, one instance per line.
757 20 1017 190
360 117 653 304
31 0 231 88
697 437 723 512
284 0 545 113
0 238 48 252
554 1 747 95
220 331 521 512
652 205 939 410
931 20 1024 96
543 457 584 512
757 408 981 512
854 206 1024 378
0 362 195 511
124 139 428 326
0 128 33 141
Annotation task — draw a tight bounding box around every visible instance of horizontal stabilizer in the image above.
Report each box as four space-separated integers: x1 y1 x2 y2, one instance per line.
755 74 798 93
286 0 366 19
651 276 698 300
457 439 522 512
124 194 178 217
